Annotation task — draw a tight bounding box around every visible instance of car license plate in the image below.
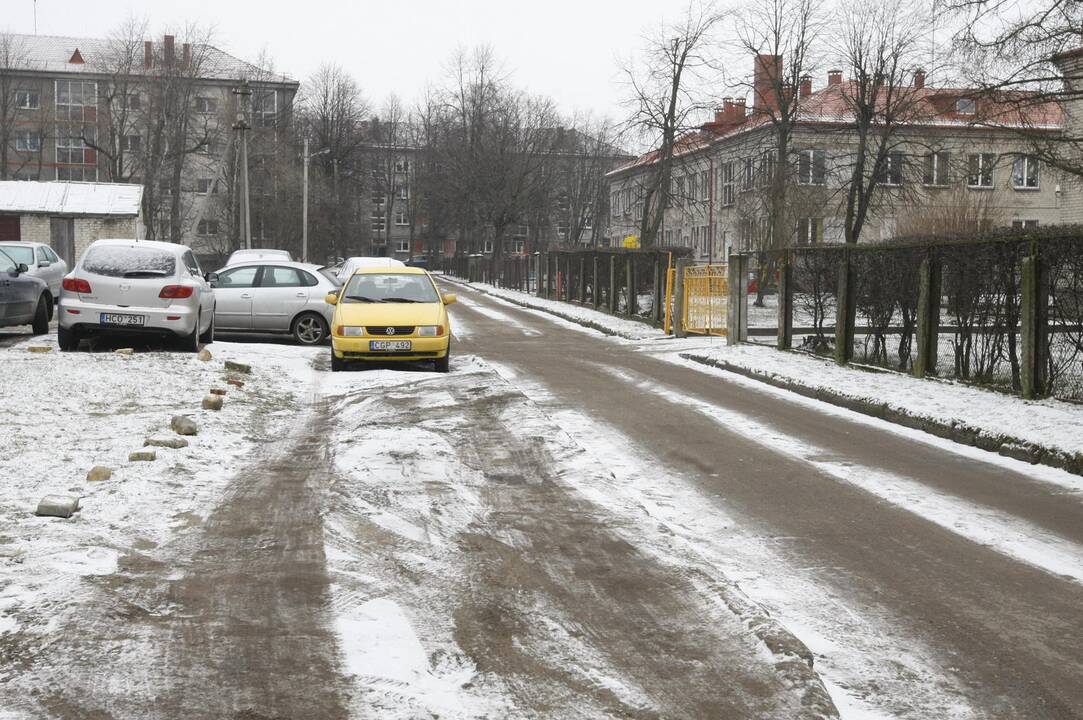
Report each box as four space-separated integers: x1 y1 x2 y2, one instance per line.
369 340 411 351
100 312 146 327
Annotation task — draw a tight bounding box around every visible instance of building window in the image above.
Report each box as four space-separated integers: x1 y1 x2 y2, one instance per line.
396 238 409 253
1011 219 1039 230
394 158 409 173
55 80 97 122
512 239 526 254
483 239 494 254
759 151 774 187
372 192 386 206
923 151 950 186
557 223 569 241
956 98 976 115
798 149 826 185
967 153 995 188
15 130 40 152
371 213 386 233
583 215 593 231
675 175 685 205
797 217 823 245
739 219 753 251
56 127 96 165
398 184 409 200
197 219 219 236
16 89 39 110
395 210 408 226
700 170 709 201
123 93 141 111
879 152 905 186
1012 155 1039 189
196 178 216 194
194 96 217 114
742 157 754 190
721 161 735 206
253 90 277 127
122 135 142 153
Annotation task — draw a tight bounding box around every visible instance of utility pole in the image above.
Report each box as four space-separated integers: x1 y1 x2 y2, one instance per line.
232 80 252 250
301 139 331 264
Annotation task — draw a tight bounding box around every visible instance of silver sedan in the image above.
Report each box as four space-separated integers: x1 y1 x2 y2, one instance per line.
210 261 338 345
0 241 68 305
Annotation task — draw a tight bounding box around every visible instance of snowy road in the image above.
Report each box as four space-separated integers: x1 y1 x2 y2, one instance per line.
443 279 1083 720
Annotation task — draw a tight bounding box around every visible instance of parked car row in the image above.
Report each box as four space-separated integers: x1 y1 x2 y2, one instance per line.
3 240 453 370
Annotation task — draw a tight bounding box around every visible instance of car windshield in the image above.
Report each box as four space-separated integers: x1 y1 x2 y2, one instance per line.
83 245 177 278
0 245 33 265
342 273 439 303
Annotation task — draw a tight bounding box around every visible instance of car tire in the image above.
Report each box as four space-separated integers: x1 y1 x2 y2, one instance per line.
331 349 345 372
434 346 450 373
58 324 80 352
200 307 215 344
181 312 201 353
292 312 329 345
31 295 49 335
44 292 54 322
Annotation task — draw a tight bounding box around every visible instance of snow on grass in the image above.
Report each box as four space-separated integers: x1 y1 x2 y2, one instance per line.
653 339 1083 467
0 334 322 644
601 362 1083 585
441 277 665 341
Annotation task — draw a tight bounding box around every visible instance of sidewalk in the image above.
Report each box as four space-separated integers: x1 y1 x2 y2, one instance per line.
443 277 1083 475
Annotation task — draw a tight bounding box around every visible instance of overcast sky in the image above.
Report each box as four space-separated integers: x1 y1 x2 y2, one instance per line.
9 0 703 120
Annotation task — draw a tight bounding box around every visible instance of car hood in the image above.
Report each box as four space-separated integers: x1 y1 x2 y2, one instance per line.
335 302 443 327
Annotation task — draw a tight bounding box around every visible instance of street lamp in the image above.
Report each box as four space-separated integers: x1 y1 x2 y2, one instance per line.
302 138 331 264
231 80 252 250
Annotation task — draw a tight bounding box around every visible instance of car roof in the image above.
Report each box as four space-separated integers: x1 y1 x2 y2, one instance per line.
229 248 290 256
352 266 429 276
221 260 328 274
87 238 186 253
0 240 44 246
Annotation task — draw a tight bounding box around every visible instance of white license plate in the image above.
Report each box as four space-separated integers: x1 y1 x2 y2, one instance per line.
369 340 411 351
100 312 146 327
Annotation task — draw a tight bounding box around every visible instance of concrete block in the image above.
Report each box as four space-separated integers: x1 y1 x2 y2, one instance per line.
171 415 198 436
129 450 157 462
86 466 113 482
226 378 245 388
114 348 135 356
144 436 189 449
36 495 80 518
202 394 223 411
27 346 51 354
224 360 251 374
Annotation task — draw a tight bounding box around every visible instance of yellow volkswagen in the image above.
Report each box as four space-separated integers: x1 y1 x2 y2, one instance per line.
325 266 456 372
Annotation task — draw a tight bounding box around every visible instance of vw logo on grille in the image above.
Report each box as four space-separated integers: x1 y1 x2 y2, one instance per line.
386 327 396 336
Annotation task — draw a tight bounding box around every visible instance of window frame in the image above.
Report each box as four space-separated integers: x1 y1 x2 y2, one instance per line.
798 149 826 186
1012 155 1040 190
967 153 995 188
16 89 40 110
923 151 950 186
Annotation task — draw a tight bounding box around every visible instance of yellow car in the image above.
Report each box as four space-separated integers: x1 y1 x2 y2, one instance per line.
325 266 456 372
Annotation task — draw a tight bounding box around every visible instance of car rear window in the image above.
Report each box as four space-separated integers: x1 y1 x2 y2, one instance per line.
83 245 177 278
0 245 34 266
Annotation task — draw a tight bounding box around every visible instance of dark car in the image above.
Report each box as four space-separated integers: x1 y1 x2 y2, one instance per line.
0 248 50 335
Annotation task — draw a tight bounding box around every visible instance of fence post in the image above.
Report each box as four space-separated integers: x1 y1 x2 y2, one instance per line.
1020 248 1049 399
653 255 664 324
592 254 600 309
834 249 856 365
626 254 637 317
674 258 691 337
777 251 793 351
913 254 941 379
727 254 749 344
608 255 617 313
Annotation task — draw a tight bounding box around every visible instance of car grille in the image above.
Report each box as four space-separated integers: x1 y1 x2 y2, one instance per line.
366 326 415 336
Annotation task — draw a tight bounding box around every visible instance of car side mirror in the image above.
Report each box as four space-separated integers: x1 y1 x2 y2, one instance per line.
14 263 28 275
442 293 457 306
38 261 50 268
325 292 339 305
205 272 219 287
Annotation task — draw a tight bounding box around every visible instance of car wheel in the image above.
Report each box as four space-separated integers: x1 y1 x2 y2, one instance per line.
331 348 345 372
434 346 450 373
44 293 54 322
293 312 329 345
31 295 49 335
58 324 80 352
181 312 201 353
200 307 215 344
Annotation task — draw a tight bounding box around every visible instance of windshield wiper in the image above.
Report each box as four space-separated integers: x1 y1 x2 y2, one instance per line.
344 295 386 303
383 298 423 303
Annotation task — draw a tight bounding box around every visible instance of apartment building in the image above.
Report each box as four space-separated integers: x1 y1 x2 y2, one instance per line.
0 32 298 256
607 56 1068 260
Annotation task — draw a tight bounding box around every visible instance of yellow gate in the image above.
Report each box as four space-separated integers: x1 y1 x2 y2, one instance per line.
665 264 728 336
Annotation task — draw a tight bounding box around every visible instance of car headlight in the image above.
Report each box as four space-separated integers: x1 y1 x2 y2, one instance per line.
338 326 364 337
417 325 445 337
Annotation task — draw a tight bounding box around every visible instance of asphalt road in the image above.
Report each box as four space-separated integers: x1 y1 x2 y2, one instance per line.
442 279 1083 720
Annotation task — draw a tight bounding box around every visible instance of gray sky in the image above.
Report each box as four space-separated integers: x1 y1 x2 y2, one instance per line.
10 0 698 120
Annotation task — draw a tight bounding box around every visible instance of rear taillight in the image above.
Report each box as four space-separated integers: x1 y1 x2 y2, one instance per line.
159 285 194 299
62 277 92 293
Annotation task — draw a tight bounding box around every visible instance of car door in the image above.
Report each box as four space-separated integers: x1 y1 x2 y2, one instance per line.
0 250 15 322
45 246 68 293
212 265 260 330
35 245 61 297
252 265 308 331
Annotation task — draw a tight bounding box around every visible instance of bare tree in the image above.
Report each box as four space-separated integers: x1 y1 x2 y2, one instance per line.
367 94 407 253
622 3 722 247
0 32 45 180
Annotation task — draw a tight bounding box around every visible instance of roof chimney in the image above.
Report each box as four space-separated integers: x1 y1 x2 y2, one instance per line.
914 68 926 89
720 97 733 122
182 42 191 67
827 69 843 87
164 35 175 66
754 54 782 112
799 75 812 98
734 97 747 117
144 40 153 68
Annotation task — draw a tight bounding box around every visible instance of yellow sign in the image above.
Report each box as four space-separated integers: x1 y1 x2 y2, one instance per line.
622 235 640 249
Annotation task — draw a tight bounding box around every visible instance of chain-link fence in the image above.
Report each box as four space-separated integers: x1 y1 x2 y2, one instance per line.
1044 236 1083 402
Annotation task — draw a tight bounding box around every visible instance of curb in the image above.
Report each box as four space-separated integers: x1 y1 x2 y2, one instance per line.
439 276 662 341
680 352 1083 477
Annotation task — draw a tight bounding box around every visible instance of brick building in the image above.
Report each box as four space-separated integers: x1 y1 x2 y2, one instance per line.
607 55 1070 260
